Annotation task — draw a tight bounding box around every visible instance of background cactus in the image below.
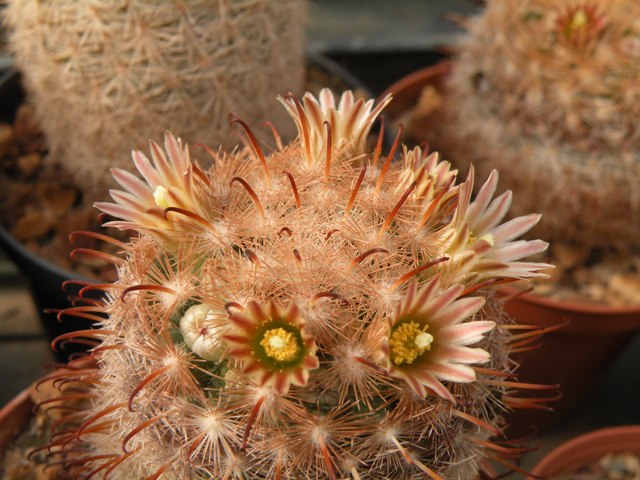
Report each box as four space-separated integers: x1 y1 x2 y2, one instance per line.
3 0 306 194
35 90 553 479
441 0 640 251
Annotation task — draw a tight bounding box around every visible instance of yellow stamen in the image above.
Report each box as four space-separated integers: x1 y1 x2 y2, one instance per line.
479 233 494 246
153 185 169 208
260 328 299 362
389 321 433 366
570 9 588 30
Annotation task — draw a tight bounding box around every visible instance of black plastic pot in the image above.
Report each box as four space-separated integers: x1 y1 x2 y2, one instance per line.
0 70 97 362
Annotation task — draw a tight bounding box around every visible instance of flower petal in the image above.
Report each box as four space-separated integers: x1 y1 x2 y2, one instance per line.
475 190 512 233
493 239 548 262
467 169 499 227
436 345 491 364
429 361 476 383
430 296 485 328
437 321 496 345
491 213 542 244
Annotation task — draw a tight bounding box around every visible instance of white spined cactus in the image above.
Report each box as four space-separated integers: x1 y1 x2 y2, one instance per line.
442 0 640 251
4 0 307 193
35 89 554 479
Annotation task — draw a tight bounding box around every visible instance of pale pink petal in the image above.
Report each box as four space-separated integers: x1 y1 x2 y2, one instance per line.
273 374 289 394
408 275 442 312
429 361 476 383
151 137 175 185
438 321 496 345
491 213 541 244
99 220 138 231
420 284 465 319
396 283 417 320
474 190 512 233
453 168 474 225
318 88 336 110
446 250 479 277
109 190 148 210
504 261 554 278
343 98 365 138
354 98 384 147
95 202 141 223
430 296 485 328
405 374 429 398
413 371 453 402
366 95 392 130
111 168 153 201
293 368 308 387
303 94 323 130
337 90 354 111
132 150 162 187
467 169 498 226
435 345 491 364
425 151 439 171
472 259 508 274
493 239 548 262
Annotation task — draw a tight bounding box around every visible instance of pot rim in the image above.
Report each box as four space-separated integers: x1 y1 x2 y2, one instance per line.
0 222 87 283
528 425 640 478
500 284 640 316
0 386 35 454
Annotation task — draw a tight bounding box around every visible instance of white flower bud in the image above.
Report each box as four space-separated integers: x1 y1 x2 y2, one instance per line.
180 303 225 361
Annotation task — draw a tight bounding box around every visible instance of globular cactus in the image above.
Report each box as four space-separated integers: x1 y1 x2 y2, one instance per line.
36 90 553 479
3 0 306 194
442 0 640 251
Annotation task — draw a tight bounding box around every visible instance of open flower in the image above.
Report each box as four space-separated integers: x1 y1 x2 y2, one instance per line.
441 166 552 285
279 88 391 165
224 301 319 394
382 277 493 402
95 131 213 240
555 2 608 51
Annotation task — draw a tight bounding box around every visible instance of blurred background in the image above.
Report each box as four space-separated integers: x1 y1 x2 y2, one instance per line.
0 0 639 475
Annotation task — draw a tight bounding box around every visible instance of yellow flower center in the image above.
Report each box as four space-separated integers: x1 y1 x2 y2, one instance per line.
153 185 169 208
389 321 433 366
570 9 588 31
479 233 494 246
260 328 299 362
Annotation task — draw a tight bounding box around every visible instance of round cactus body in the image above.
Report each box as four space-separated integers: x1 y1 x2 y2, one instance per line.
36 90 552 479
445 0 640 250
4 0 306 193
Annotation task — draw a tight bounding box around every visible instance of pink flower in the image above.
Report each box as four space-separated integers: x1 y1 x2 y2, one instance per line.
382 276 493 402
442 166 552 284
224 301 319 395
95 131 212 240
279 88 391 164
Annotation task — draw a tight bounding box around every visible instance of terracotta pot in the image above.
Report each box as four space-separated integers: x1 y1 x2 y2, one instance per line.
528 425 640 478
0 387 34 454
380 61 640 433
501 286 640 434
379 61 452 120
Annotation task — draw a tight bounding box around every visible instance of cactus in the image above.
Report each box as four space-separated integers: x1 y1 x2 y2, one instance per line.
3 0 306 194
442 0 640 251
34 90 553 479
